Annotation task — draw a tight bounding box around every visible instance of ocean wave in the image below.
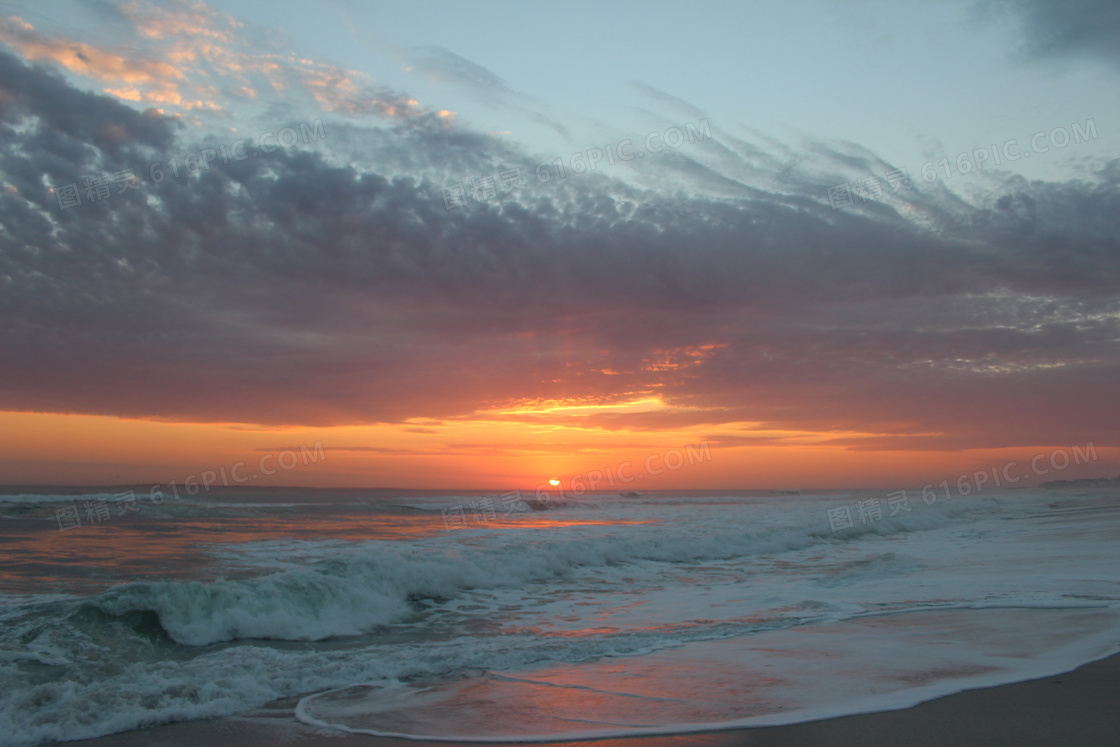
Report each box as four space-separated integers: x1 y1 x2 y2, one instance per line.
0 492 150 504
73 498 979 646
1 491 1113 746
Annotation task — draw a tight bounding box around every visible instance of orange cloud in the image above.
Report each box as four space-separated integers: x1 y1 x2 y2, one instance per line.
126 1 239 40
0 16 185 105
118 0 451 121
1 3 454 125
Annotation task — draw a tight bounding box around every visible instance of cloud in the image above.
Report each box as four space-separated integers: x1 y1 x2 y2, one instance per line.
0 49 179 157
405 46 514 97
0 45 1117 453
0 15 187 105
0 3 453 123
992 0 1120 65
403 45 567 137
627 81 708 120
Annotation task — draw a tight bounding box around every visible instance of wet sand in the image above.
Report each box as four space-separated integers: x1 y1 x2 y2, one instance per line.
73 650 1120 747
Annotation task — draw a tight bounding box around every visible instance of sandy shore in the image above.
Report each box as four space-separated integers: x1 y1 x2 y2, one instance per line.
74 651 1120 747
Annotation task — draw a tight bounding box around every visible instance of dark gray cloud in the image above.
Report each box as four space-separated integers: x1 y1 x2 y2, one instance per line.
994 0 1120 65
0 50 178 160
0 49 1117 451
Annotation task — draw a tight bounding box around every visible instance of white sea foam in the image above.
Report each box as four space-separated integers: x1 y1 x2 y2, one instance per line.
0 492 139 504
296 608 1120 742
2 488 1118 746
85 497 976 645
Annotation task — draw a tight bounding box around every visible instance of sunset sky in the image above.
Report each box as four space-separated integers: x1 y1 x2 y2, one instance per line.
0 0 1117 490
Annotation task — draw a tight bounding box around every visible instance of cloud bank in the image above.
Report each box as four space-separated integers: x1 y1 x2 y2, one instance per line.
1 6 1117 454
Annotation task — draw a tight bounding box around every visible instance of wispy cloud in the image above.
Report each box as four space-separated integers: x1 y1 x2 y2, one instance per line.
0 2 1117 456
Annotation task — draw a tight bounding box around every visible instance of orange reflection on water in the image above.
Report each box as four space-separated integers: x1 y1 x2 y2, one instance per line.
0 505 654 595
444 517 652 530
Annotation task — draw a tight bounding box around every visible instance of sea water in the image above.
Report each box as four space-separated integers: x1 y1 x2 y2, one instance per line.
1 486 1118 744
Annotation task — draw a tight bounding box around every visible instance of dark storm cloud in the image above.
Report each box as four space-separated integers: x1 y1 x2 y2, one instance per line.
0 50 178 159
995 0 1120 65
0 49 1117 450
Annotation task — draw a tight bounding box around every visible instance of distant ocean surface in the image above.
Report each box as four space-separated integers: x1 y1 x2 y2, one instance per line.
2 486 1119 744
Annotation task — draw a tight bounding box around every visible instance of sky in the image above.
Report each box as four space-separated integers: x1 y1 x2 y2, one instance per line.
0 0 1117 491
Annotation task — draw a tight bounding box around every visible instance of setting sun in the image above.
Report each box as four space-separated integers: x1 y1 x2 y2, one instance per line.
2 3 1119 745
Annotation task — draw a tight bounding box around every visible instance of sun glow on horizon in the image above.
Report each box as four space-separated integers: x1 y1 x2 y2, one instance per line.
0 410 1114 491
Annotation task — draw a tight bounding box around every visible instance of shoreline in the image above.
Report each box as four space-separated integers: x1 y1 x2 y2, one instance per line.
73 650 1120 747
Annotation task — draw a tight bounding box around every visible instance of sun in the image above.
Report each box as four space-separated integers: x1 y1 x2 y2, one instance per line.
548 478 561 487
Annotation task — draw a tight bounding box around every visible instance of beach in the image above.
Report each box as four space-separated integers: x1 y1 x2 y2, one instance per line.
5 487 1119 746
72 651 1120 747
5 4 1120 745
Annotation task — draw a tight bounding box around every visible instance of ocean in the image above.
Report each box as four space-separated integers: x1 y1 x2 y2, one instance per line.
1 485 1118 744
